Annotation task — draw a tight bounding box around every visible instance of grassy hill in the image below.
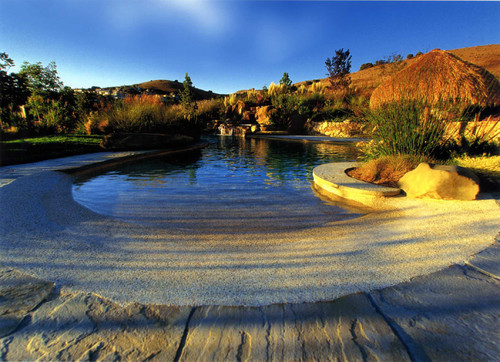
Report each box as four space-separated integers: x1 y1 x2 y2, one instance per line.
134 79 223 100
295 44 500 98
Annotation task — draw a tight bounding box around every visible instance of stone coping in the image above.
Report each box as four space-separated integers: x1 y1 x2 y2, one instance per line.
0 142 207 185
64 141 208 176
313 162 401 206
248 134 369 143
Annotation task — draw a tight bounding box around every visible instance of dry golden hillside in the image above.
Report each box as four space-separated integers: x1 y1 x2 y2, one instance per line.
295 44 500 98
450 44 500 80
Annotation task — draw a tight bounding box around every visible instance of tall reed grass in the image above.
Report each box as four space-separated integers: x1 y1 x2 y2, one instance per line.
363 99 455 159
93 95 186 134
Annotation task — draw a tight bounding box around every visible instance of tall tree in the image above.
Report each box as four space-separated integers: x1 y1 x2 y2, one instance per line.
325 48 352 92
180 73 197 119
19 61 63 97
0 53 29 125
279 72 292 93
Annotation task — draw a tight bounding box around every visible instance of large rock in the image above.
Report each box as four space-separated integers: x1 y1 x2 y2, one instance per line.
233 100 246 115
255 105 275 127
398 162 480 200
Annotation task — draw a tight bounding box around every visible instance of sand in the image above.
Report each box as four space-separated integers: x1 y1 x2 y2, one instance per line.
0 170 498 307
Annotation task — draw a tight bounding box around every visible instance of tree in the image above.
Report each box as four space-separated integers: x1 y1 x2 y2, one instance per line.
325 48 352 92
180 73 197 119
0 52 14 71
19 61 62 97
279 72 292 93
0 53 29 126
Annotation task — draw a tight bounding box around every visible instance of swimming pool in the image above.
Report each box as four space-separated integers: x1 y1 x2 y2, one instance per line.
73 136 363 233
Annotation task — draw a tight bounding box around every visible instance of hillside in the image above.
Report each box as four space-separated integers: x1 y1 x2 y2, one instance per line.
450 44 500 80
295 44 500 98
134 80 222 100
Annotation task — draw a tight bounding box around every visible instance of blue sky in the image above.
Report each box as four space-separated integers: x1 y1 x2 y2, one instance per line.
1 1 499 94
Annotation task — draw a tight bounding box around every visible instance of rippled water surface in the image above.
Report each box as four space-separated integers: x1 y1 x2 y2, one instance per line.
73 136 362 233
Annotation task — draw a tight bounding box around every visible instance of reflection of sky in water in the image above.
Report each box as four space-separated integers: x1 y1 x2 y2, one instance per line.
73 136 361 232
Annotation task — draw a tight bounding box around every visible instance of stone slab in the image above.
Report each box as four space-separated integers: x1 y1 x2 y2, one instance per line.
467 241 500 278
0 268 54 338
370 264 500 361
0 289 192 361
179 293 409 361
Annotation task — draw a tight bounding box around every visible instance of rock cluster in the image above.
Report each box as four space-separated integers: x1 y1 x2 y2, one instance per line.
311 120 368 137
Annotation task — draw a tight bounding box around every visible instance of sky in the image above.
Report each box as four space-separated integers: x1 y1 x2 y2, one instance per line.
1 1 499 94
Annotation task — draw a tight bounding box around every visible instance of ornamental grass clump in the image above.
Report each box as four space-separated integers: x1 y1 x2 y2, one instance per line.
268 82 285 97
106 95 165 133
100 95 191 134
223 93 237 107
363 99 455 160
311 81 326 95
348 154 428 187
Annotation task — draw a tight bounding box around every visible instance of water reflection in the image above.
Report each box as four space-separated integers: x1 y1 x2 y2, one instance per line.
73 136 362 233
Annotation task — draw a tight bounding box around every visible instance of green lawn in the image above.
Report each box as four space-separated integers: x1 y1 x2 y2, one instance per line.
0 134 105 166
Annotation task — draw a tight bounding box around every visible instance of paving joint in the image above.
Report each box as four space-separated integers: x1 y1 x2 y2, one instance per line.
174 306 197 362
366 293 429 362
463 262 500 281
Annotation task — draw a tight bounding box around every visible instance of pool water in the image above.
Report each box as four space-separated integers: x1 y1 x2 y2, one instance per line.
72 136 363 233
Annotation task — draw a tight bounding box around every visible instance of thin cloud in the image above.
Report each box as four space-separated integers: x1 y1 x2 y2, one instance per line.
161 0 229 35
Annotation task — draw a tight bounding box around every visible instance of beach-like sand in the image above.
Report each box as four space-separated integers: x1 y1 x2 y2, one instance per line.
0 170 498 306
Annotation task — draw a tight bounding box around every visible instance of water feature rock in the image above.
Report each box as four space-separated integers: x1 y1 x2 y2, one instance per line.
255 105 275 127
398 162 480 200
234 100 246 115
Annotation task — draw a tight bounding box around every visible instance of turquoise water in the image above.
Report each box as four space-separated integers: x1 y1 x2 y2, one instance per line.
72 136 362 233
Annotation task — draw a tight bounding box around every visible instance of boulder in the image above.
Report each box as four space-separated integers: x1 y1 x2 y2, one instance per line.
241 110 255 123
255 106 275 127
398 162 480 200
236 100 246 115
